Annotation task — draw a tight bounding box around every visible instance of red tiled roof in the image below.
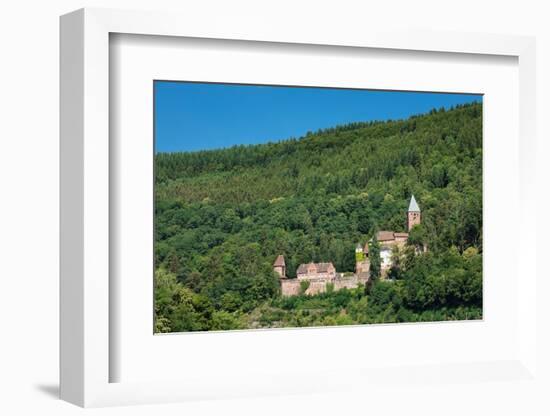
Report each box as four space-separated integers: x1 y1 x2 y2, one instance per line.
273 255 285 267
377 231 395 241
296 262 335 274
316 262 334 273
296 263 311 274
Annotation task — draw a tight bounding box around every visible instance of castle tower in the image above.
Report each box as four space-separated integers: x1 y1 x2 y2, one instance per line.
407 195 421 231
355 243 364 259
273 255 286 278
355 242 370 275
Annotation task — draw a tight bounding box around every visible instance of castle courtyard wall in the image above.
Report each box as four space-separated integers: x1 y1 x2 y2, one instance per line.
280 279 300 296
281 274 369 297
305 280 328 295
334 275 362 290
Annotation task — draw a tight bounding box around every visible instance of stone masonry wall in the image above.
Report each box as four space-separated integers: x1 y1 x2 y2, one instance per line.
281 274 370 297
280 279 301 296
305 280 328 295
333 275 359 290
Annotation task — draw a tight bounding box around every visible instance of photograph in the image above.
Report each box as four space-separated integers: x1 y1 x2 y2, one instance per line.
153 81 483 333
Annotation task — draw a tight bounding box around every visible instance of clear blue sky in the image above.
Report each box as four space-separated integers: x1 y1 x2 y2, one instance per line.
154 81 482 153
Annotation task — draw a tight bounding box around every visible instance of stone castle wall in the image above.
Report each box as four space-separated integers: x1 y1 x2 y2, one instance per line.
305 279 329 295
333 275 361 290
280 279 301 296
280 273 370 297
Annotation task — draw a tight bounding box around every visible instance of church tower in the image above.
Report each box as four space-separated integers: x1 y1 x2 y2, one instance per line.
407 195 421 231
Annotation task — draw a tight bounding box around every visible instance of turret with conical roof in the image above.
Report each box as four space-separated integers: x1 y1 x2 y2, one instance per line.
273 255 286 278
407 195 421 231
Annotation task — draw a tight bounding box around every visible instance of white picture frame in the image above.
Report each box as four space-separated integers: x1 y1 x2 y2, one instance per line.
60 7 538 408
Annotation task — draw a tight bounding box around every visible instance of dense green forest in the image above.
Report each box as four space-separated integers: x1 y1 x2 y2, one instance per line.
154 102 483 332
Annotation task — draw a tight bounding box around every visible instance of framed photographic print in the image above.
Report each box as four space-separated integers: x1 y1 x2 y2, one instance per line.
60 8 538 408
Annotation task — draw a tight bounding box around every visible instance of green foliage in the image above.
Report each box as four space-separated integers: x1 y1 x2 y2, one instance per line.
154 102 483 331
388 244 403 280
299 280 311 295
407 224 426 249
401 247 482 311
154 268 214 332
210 310 244 331
369 237 381 280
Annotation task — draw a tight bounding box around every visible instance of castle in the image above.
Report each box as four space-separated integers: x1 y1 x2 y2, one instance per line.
275 195 422 296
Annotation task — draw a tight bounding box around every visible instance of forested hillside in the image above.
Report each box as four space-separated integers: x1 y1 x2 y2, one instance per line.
154 102 483 332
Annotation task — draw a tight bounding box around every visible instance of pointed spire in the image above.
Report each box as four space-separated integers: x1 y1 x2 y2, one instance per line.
408 195 420 212
273 255 285 267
